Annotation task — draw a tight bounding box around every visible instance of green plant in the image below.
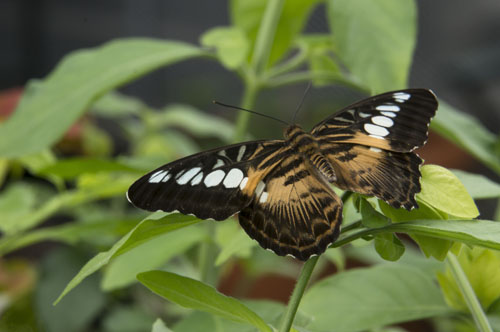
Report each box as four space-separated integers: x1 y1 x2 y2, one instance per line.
1 0 500 331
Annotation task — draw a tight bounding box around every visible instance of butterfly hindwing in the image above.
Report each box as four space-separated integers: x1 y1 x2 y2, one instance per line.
322 143 423 210
127 140 286 220
238 154 343 260
312 89 437 152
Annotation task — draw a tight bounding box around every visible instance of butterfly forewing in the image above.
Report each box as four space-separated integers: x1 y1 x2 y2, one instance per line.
312 89 437 152
127 140 285 220
238 153 342 260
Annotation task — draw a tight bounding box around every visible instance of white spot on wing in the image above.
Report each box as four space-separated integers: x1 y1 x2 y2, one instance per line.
347 109 355 116
370 147 382 153
371 116 394 128
190 172 203 186
239 177 248 190
177 167 201 185
369 134 385 140
359 112 370 118
213 159 225 169
161 173 172 182
149 170 167 183
259 192 269 203
204 170 225 187
364 123 389 137
126 191 132 203
375 105 400 112
255 181 265 196
393 92 411 101
218 150 227 157
223 168 244 188
380 111 396 118
236 145 246 162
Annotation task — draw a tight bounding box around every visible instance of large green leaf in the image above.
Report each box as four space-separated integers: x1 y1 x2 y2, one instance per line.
327 0 417 93
231 0 321 67
54 212 201 304
301 264 451 332
337 219 500 252
431 101 500 175
137 270 272 332
419 165 479 219
101 226 206 290
0 38 204 158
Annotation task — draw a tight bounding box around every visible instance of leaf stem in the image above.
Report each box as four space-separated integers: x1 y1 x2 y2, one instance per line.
233 82 259 143
446 252 493 332
279 255 319 332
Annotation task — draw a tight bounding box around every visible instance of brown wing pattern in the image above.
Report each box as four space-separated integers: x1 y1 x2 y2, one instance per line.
322 143 423 210
238 154 342 260
311 89 438 152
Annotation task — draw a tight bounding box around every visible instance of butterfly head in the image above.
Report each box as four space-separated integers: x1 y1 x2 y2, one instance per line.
283 124 305 140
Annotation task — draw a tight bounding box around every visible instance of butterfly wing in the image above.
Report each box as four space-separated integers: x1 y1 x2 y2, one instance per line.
312 89 437 152
238 153 343 261
127 140 286 220
312 89 438 210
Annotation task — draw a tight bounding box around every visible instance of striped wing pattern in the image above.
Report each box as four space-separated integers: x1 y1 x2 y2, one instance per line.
127 88 438 261
239 153 342 260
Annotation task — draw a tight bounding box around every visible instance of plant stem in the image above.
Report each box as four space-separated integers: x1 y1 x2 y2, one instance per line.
446 252 493 332
279 255 319 332
198 222 217 285
251 0 285 74
233 83 259 142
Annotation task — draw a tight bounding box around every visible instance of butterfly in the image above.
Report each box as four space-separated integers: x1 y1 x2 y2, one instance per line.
127 89 438 261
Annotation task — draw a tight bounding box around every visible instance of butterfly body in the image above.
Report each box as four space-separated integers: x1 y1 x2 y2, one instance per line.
127 89 438 261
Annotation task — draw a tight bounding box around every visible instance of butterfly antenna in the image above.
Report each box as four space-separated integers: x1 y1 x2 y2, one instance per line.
213 101 289 126
292 81 312 124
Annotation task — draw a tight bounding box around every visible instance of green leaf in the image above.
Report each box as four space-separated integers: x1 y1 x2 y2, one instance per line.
215 221 256 266
137 270 272 332
0 218 138 256
152 318 173 332
452 169 500 200
360 198 390 228
339 219 500 252
327 0 417 93
200 26 249 69
102 226 206 290
419 165 479 219
102 306 155 332
431 101 500 175
54 212 201 304
438 247 500 311
298 34 341 86
301 264 451 331
91 91 145 117
0 38 204 158
231 0 321 67
374 233 405 262
0 183 38 234
36 248 106 332
38 158 143 179
153 104 236 143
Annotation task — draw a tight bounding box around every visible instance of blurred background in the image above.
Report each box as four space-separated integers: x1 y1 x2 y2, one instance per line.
1 1 499 331
2 0 499 169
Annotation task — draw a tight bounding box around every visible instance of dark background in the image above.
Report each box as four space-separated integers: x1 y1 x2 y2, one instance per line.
2 0 500 212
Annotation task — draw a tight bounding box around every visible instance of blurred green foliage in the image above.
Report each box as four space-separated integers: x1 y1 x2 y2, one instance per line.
1 0 500 331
